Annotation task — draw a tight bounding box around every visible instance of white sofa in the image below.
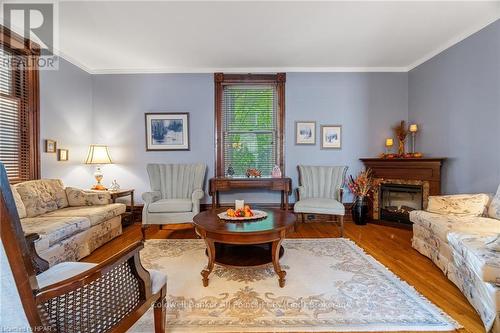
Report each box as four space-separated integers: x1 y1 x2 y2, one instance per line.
410 187 500 333
11 179 125 266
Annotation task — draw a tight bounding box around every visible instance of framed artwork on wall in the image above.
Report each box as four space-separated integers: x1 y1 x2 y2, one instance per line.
57 149 69 161
45 139 57 153
295 121 316 145
321 125 342 149
145 113 190 151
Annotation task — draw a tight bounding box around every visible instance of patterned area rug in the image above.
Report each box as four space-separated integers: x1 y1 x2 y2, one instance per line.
129 238 460 332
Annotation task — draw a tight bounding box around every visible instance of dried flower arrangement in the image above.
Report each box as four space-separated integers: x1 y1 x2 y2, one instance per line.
393 120 408 155
347 168 379 198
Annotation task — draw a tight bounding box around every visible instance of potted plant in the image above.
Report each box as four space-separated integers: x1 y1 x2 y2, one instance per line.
347 168 378 225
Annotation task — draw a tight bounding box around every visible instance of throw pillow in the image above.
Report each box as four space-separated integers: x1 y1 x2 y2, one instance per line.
10 185 27 219
487 185 500 220
15 179 69 217
485 234 500 252
66 187 111 206
427 193 490 217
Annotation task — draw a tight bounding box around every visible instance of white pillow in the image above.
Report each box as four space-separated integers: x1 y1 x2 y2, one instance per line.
427 193 490 217
487 185 500 220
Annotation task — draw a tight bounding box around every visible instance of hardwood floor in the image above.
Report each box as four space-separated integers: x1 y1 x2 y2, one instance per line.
83 220 484 333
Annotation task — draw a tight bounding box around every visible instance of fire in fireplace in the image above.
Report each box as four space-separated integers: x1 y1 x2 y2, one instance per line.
380 184 423 224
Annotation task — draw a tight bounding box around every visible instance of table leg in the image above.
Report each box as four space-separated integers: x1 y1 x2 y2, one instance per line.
284 191 289 211
271 239 286 288
130 191 135 222
280 191 284 210
201 238 216 287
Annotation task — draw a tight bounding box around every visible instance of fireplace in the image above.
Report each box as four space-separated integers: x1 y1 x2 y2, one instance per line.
360 158 445 227
380 184 423 224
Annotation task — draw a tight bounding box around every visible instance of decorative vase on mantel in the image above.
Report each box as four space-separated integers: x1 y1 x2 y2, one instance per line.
351 196 369 225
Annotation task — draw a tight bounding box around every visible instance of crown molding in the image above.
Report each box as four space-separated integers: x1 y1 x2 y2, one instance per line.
407 16 500 71
56 51 93 74
89 66 409 75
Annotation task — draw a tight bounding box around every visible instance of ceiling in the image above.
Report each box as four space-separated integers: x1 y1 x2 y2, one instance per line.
19 1 500 73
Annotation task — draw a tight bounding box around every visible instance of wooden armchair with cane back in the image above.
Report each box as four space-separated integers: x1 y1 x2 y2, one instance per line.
0 163 167 333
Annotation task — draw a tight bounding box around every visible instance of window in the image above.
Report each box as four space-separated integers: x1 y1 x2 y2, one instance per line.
0 27 40 183
215 73 285 177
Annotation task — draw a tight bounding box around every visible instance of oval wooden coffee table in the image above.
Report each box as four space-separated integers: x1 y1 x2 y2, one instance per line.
193 208 296 288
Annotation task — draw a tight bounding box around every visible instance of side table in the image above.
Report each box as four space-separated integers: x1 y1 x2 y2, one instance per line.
108 189 135 226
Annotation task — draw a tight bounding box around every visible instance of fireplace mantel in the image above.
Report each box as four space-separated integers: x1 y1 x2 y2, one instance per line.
360 158 446 196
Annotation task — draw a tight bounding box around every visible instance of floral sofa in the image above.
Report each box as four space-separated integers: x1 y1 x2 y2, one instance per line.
410 187 500 333
11 179 126 266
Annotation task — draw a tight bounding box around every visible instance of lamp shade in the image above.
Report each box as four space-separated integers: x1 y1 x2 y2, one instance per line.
85 145 112 164
409 124 418 133
385 138 394 147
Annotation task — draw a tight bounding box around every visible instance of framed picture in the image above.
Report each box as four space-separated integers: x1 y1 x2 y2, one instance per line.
57 149 69 161
145 113 190 151
295 121 316 145
321 125 342 149
45 139 57 153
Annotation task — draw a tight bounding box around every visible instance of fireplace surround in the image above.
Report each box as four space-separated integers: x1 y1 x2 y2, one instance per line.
360 158 445 226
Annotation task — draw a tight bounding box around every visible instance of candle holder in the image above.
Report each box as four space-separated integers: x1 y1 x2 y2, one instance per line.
409 124 418 154
385 138 394 155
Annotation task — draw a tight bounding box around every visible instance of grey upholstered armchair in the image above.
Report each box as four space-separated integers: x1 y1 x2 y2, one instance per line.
294 165 348 236
142 163 206 227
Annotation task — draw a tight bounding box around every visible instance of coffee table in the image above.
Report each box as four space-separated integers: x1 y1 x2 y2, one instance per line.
193 208 296 288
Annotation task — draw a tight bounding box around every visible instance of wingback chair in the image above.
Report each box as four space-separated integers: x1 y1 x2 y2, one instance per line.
0 163 167 333
294 165 348 237
142 163 206 228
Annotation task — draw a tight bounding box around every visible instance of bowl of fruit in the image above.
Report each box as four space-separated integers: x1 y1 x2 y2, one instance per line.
217 205 267 221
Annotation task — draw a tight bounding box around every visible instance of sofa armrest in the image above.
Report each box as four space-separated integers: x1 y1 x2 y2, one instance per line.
142 191 161 204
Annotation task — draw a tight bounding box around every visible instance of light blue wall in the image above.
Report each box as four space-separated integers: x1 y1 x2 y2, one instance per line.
92 74 215 203
90 72 408 204
40 58 94 188
286 73 408 202
408 20 500 194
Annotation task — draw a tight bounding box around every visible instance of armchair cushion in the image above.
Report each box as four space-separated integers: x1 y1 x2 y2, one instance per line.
42 203 126 226
294 198 345 215
66 187 111 206
488 185 500 220
148 199 192 213
14 179 69 217
37 262 96 288
21 216 90 251
37 262 167 294
427 194 490 217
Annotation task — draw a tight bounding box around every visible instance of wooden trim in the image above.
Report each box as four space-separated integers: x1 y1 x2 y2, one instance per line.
0 25 41 181
214 73 286 177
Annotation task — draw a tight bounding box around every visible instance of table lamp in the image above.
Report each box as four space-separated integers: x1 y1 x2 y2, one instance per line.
385 138 394 154
85 144 112 190
409 124 418 154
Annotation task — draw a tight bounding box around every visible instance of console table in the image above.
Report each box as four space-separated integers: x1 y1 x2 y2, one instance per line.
209 177 292 210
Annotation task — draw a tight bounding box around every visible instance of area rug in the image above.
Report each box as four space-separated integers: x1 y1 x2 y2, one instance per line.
129 238 460 332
